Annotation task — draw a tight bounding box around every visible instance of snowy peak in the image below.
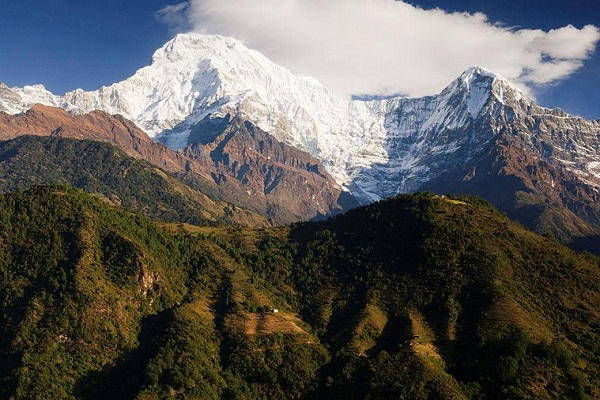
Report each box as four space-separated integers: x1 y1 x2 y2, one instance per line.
150 33 259 77
0 83 59 114
148 32 325 100
58 32 345 148
153 33 254 65
458 66 524 96
378 66 519 139
151 33 210 63
441 66 527 118
459 66 500 85
459 67 529 115
143 34 388 191
460 67 495 118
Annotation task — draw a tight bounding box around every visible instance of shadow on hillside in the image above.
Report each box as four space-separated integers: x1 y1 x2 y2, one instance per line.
74 309 174 400
322 289 367 353
366 314 412 357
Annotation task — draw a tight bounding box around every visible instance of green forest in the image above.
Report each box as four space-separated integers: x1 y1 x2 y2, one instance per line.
0 186 598 399
0 136 265 226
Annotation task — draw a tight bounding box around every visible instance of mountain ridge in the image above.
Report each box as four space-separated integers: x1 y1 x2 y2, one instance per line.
2 33 600 246
0 34 537 198
0 103 350 223
0 134 270 226
1 34 588 198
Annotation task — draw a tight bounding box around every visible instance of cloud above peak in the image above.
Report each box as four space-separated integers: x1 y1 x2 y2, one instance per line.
158 0 600 99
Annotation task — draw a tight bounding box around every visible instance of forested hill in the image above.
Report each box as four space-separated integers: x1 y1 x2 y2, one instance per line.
0 187 598 399
0 135 267 226
287 193 600 398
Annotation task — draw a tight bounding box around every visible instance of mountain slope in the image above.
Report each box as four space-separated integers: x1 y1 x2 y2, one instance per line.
0 186 329 399
0 135 266 226
285 193 600 399
0 104 349 223
420 131 600 244
1 187 598 399
182 115 356 222
0 103 195 176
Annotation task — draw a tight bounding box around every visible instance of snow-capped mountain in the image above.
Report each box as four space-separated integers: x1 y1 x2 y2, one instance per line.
0 34 390 196
350 67 534 200
2 32 600 239
66 34 391 197
0 34 534 201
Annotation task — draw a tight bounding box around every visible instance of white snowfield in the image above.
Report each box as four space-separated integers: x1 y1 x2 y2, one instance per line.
1 33 599 202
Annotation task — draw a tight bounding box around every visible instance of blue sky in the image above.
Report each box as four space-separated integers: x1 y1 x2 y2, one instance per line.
1 0 599 119
0 1 173 94
407 1 600 119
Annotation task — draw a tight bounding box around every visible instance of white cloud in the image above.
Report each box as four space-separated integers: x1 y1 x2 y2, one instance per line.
158 0 600 99
155 2 192 33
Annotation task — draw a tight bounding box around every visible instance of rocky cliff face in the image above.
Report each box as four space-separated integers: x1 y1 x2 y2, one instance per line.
420 102 600 244
182 115 355 222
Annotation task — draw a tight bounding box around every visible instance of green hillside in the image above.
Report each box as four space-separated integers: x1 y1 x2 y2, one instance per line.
286 193 600 399
0 136 266 226
0 187 598 399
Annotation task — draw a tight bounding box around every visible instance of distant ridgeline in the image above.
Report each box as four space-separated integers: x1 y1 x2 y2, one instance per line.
0 186 598 399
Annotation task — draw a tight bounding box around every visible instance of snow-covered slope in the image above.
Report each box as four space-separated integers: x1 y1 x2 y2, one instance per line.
2 33 598 205
353 67 533 198
0 83 59 114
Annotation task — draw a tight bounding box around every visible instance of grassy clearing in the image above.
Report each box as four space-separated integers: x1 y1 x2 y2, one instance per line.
243 312 307 335
352 304 388 356
409 310 443 360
